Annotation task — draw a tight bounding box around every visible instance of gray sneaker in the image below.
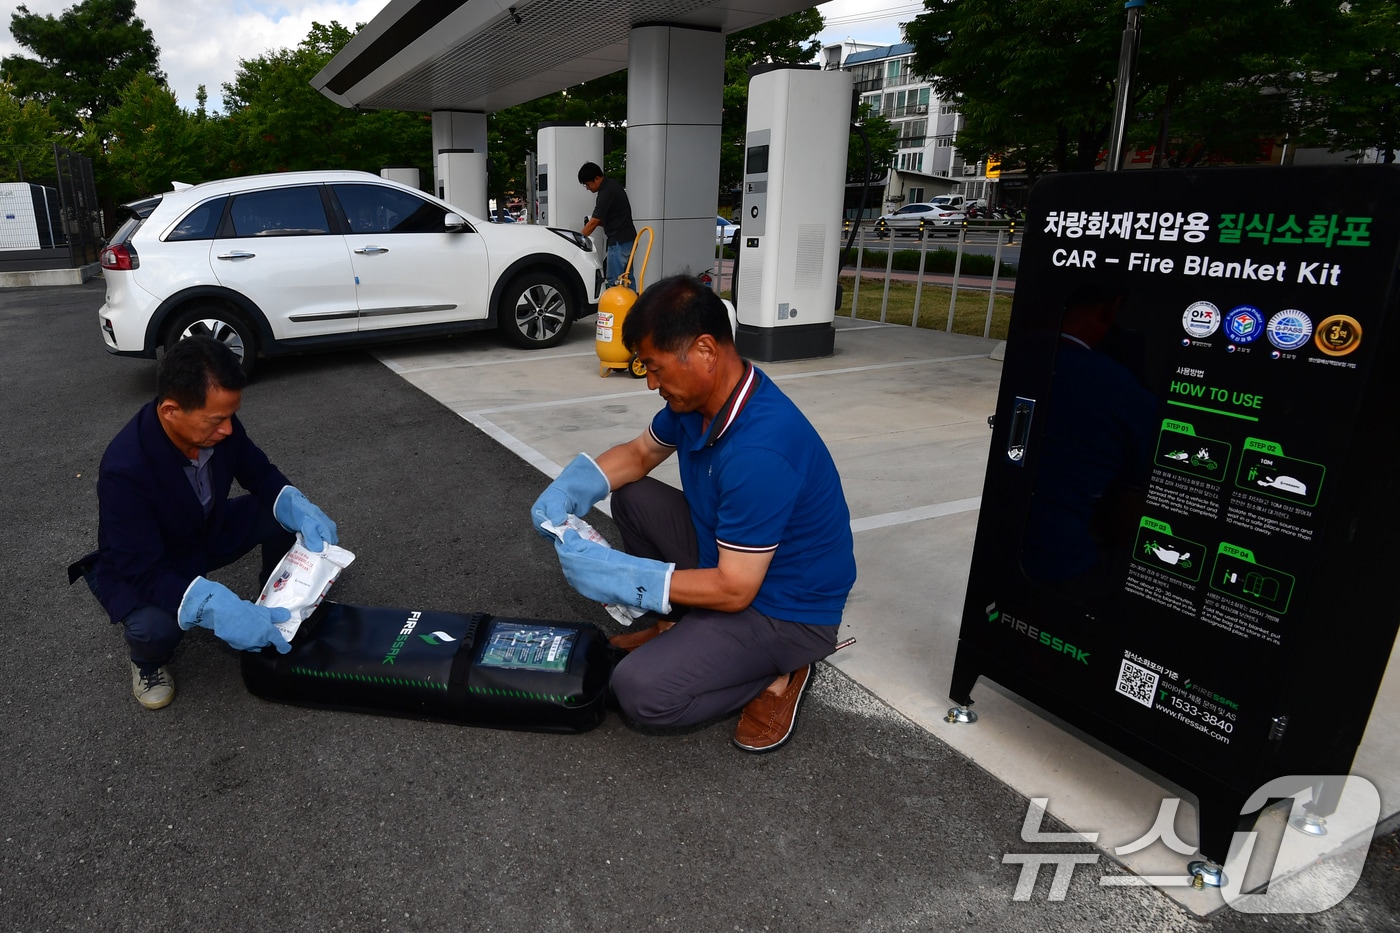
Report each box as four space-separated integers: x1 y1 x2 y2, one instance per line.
130 662 175 710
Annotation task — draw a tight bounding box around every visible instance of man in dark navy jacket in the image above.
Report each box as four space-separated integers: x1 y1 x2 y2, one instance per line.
73 337 337 710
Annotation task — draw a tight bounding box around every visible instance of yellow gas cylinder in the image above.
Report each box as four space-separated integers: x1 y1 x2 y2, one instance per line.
595 227 654 377
595 284 639 376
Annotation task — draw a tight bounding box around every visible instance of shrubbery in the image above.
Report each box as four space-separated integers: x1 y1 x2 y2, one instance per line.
846 246 1016 278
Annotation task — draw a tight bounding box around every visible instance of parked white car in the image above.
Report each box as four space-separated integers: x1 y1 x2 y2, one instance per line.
98 170 604 373
716 215 739 246
874 202 966 237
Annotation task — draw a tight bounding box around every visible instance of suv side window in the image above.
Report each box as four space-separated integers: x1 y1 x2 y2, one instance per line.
331 184 451 234
166 197 227 241
229 186 331 237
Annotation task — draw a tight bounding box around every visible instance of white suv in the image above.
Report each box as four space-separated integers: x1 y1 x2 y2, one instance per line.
98 170 603 373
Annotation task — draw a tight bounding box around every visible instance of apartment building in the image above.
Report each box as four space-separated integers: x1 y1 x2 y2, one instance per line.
823 41 1002 218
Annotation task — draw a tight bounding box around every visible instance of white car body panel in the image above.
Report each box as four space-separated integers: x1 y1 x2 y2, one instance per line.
209 233 359 339
346 230 490 330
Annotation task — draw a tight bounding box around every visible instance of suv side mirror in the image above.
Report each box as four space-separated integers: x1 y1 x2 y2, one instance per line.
445 213 469 233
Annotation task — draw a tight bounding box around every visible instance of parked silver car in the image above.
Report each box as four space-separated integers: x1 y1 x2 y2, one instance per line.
98 170 604 374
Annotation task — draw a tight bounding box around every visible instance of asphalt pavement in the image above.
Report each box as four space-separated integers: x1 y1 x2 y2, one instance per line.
2 280 1397 932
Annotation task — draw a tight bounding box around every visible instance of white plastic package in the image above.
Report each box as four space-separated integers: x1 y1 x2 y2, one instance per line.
540 514 647 626
257 534 356 640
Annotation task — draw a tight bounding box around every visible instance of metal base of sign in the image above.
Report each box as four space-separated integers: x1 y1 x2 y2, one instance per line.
1187 860 1227 889
945 705 978 724
1288 808 1329 837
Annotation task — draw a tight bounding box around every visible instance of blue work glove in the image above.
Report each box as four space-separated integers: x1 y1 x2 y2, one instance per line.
554 529 673 614
274 485 337 553
177 576 292 653
530 453 610 538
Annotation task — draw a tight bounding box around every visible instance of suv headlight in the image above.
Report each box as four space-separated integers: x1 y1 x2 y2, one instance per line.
549 228 594 252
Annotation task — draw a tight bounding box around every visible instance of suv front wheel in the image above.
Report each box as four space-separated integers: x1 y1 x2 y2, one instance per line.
498 272 574 349
166 304 259 375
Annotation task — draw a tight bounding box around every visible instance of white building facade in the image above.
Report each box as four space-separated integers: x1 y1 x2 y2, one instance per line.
824 41 1003 216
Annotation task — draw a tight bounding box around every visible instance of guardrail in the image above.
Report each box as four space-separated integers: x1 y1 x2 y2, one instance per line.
710 219 1019 341
840 219 1017 338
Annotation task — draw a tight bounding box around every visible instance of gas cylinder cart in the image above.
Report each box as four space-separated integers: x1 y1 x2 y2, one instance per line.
595 227 655 377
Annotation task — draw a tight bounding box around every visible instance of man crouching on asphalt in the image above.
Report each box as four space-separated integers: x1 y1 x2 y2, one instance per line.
530 275 856 752
70 336 338 710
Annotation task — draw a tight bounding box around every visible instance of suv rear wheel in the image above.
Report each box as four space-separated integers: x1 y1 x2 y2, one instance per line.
498 272 574 349
166 304 259 375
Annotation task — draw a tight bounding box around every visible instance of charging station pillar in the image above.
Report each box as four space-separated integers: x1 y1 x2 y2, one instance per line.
380 166 421 190
537 123 603 248
432 111 488 218
436 150 488 218
735 66 853 362
626 25 724 281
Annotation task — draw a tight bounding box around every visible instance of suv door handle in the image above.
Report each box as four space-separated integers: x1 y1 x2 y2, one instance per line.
216 250 256 260
354 246 389 254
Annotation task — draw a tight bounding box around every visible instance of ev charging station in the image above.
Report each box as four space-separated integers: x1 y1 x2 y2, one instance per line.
436 149 489 219
379 166 421 191
734 65 853 361
536 123 604 247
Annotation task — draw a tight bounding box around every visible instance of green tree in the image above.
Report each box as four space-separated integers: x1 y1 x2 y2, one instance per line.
93 73 224 203
1295 0 1400 163
220 22 431 178
1126 0 1339 167
904 0 1339 174
905 0 1119 175
0 79 63 182
3 0 164 132
849 106 898 185
485 72 628 207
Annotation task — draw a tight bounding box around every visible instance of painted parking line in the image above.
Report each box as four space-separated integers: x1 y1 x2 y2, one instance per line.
849 498 981 533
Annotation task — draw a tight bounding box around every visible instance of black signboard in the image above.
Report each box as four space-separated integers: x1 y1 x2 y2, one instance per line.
950 165 1400 864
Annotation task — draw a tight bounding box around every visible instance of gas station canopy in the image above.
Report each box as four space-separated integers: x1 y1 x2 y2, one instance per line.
313 0 820 114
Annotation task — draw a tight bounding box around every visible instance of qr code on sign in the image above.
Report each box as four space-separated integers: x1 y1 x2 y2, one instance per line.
1116 659 1159 708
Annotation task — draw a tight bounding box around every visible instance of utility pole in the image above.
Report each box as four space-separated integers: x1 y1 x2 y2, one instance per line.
1106 0 1146 172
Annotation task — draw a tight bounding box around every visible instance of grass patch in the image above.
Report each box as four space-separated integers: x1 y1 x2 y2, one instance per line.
838 276 1013 340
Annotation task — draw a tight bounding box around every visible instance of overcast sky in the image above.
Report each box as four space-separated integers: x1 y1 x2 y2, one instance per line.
1 0 921 114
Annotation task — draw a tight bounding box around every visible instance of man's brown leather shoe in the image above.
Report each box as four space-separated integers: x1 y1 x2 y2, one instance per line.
733 664 812 753
607 619 675 652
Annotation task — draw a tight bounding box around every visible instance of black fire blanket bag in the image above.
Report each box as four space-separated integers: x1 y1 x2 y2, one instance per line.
241 601 613 733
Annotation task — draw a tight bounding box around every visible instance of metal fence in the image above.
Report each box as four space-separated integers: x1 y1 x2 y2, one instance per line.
842 220 1017 338
0 145 103 274
712 219 1019 340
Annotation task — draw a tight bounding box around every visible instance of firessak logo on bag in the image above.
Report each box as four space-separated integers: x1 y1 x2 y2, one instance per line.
382 611 422 664
986 602 1090 664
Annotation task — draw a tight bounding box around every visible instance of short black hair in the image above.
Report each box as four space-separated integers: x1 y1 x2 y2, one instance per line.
157 336 246 411
622 275 734 355
578 162 603 184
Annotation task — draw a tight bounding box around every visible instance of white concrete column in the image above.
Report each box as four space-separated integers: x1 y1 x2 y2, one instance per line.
626 25 725 283
432 110 488 155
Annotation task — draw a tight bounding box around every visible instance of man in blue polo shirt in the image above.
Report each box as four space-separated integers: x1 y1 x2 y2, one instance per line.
530 275 856 752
